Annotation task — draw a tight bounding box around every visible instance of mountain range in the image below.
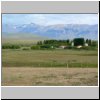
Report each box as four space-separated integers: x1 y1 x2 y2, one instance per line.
2 23 98 40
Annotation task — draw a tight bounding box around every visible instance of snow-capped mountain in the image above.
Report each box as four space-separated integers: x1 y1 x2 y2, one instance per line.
2 23 98 40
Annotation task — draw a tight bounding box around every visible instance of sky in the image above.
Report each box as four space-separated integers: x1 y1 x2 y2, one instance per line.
2 14 98 26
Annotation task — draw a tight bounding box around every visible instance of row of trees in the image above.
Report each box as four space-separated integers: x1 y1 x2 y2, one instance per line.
86 39 97 46
37 38 98 47
37 39 70 46
2 38 98 50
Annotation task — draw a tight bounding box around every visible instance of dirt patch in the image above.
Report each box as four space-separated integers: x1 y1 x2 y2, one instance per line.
2 67 98 86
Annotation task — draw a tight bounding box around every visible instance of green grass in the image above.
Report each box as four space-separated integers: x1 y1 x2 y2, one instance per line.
2 49 98 68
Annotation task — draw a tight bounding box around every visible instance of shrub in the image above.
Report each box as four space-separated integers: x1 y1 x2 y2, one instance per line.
81 46 96 50
40 45 51 49
2 44 20 49
31 45 40 50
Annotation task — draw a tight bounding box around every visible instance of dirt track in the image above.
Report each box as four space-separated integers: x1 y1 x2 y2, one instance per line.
2 67 98 86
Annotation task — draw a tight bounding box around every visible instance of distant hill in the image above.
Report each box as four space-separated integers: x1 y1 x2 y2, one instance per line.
2 33 48 44
2 23 98 40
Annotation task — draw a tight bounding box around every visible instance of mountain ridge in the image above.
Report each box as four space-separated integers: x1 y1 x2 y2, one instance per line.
2 23 98 40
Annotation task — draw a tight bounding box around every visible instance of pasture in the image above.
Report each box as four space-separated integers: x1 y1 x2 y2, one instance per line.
2 49 98 68
2 49 98 86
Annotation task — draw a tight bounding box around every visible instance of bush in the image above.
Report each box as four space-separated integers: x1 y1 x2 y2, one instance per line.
22 47 30 50
2 44 20 49
81 46 97 50
40 45 51 49
31 45 40 50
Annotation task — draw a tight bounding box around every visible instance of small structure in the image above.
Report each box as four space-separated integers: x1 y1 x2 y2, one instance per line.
76 45 82 48
71 42 74 47
59 45 67 49
84 43 88 47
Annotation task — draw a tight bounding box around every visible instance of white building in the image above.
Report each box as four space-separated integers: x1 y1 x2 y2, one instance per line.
71 42 74 47
84 43 88 46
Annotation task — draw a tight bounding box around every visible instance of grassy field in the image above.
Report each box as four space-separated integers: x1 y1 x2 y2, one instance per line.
2 49 98 67
2 67 98 86
2 49 98 86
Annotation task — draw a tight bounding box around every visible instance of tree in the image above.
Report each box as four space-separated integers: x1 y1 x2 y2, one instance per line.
91 41 97 47
37 41 40 45
37 41 42 45
73 38 85 46
86 39 89 43
88 39 92 46
66 39 70 44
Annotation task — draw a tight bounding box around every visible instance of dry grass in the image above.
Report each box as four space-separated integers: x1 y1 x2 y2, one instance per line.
2 67 98 86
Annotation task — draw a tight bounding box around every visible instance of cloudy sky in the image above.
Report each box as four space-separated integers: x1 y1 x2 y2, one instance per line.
2 14 98 26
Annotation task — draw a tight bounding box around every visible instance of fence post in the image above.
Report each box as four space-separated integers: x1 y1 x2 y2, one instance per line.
87 63 88 74
81 63 82 68
67 63 68 68
67 62 69 74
